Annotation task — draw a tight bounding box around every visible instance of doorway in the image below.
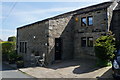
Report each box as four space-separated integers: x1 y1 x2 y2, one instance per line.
55 38 62 60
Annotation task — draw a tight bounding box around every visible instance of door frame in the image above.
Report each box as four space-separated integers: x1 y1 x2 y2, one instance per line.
55 38 62 60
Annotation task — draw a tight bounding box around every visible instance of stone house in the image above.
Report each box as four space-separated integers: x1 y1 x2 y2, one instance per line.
17 0 120 66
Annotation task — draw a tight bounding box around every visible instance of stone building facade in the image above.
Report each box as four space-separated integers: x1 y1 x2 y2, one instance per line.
17 0 120 66
110 2 120 41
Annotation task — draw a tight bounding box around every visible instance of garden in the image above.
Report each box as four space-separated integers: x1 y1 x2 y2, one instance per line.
1 36 24 68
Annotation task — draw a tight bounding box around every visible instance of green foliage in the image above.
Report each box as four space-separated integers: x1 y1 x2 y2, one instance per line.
94 34 116 66
8 36 16 42
2 41 16 54
2 36 18 62
96 59 112 67
8 50 18 63
1 41 16 61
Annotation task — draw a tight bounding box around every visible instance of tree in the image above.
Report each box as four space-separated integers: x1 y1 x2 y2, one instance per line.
94 32 116 67
2 36 18 63
8 36 16 42
1 41 16 61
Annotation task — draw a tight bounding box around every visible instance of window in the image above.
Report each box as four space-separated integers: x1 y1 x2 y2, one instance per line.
81 37 93 47
88 16 93 26
87 37 93 47
81 16 93 26
24 42 27 53
81 17 87 26
20 42 22 52
19 42 27 53
81 37 87 47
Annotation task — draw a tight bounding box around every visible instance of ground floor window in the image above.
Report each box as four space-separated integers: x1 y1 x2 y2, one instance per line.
87 37 93 47
81 37 93 47
119 33 120 41
19 41 27 53
81 37 87 47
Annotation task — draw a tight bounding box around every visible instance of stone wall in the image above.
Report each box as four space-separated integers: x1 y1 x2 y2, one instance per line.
107 1 118 31
110 2 120 41
111 10 120 41
17 21 49 66
74 9 108 58
47 15 74 65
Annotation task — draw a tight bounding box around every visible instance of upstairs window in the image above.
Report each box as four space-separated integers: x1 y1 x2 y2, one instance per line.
81 16 93 26
88 16 93 26
81 17 87 26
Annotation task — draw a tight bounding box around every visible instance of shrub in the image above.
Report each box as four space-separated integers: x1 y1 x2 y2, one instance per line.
8 51 17 64
1 41 16 61
8 36 16 42
94 34 116 67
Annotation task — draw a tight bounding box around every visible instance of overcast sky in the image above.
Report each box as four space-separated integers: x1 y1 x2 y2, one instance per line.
1 0 111 41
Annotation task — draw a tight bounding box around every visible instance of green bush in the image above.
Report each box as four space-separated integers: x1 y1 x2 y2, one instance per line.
8 51 17 64
2 41 15 53
94 34 116 67
8 36 16 42
1 41 16 61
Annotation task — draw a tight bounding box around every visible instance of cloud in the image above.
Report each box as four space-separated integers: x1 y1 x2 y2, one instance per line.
3 1 112 26
0 16 5 19
14 7 80 15
2 6 82 40
0 34 16 41
0 29 16 41
7 6 81 26
1 0 111 40
0 29 16 33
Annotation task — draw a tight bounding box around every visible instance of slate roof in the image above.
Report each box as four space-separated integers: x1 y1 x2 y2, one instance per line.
17 1 113 30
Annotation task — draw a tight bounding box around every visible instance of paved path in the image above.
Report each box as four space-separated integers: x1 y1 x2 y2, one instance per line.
19 59 114 79
1 63 35 78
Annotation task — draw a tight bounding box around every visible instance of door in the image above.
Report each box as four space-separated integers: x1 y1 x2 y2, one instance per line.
55 38 62 60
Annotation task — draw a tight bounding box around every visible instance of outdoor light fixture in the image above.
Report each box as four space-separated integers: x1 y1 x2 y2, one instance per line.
75 17 78 22
33 36 36 39
45 43 49 46
45 43 47 46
